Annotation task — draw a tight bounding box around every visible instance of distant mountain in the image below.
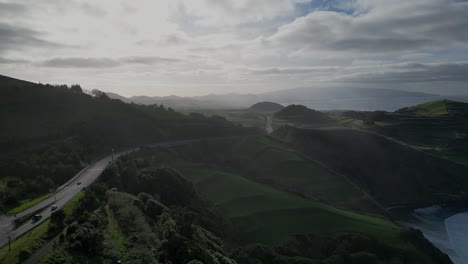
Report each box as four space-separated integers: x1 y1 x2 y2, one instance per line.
107 87 453 111
248 102 284 112
106 92 260 109
275 105 333 124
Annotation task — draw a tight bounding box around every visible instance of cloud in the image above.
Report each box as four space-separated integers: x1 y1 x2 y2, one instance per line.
79 2 107 17
40 56 181 68
266 0 468 54
40 58 120 68
121 56 181 65
0 2 27 17
0 57 30 64
247 66 343 75
0 23 60 54
337 61 468 83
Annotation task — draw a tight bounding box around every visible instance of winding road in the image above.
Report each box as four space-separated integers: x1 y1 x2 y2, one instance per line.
0 139 200 250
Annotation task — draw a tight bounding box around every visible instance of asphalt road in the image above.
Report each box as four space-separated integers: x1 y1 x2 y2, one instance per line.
0 139 201 249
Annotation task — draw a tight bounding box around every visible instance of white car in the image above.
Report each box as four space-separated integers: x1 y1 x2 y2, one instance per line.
51 204 58 211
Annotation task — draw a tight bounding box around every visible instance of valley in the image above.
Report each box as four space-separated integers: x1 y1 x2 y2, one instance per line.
0 75 467 264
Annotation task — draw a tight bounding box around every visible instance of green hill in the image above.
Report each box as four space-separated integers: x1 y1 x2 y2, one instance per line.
273 126 468 207
396 99 468 116
170 136 384 214
275 104 333 124
248 102 284 112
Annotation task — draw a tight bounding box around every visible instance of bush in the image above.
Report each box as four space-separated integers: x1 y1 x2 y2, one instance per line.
18 248 32 262
145 199 167 219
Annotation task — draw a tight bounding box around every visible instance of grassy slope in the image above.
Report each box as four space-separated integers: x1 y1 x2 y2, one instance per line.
178 163 421 255
172 136 383 214
237 136 383 213
7 193 50 215
398 100 450 116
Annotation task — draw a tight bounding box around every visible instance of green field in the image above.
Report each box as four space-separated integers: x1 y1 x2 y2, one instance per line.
179 164 404 247
7 193 51 215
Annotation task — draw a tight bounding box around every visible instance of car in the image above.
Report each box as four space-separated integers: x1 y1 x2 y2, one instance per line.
32 214 42 223
77 181 82 185
51 204 58 211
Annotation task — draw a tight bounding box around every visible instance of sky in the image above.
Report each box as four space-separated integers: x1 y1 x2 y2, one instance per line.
0 0 468 96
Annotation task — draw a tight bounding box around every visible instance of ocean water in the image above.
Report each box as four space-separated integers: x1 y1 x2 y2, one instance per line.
397 206 468 264
445 213 468 264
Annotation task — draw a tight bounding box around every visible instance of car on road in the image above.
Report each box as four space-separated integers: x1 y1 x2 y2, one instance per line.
51 204 58 211
77 181 82 185
32 214 42 223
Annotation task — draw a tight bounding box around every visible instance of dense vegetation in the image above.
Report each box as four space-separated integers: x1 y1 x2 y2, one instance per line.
0 75 255 212
38 148 451 264
274 105 333 124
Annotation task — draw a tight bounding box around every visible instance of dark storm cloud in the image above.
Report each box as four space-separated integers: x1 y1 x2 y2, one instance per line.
0 23 60 54
40 56 180 68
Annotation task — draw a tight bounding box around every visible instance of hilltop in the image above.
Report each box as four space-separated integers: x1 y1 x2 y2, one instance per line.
248 102 284 112
396 99 468 116
275 104 333 124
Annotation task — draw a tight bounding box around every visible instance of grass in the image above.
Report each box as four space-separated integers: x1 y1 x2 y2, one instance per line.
63 191 84 216
399 100 450 116
105 206 126 255
0 219 50 264
7 193 50 215
179 164 406 247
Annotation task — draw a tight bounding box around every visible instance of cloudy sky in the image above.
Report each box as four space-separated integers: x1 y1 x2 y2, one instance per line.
1 0 467 96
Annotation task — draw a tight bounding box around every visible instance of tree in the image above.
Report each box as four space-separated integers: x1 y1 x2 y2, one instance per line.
70 85 83 93
48 209 66 237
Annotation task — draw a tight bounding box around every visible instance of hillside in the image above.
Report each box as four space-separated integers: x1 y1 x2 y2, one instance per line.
0 75 254 212
272 126 468 207
248 102 284 112
169 136 384 214
94 146 451 264
0 75 35 88
275 104 333 124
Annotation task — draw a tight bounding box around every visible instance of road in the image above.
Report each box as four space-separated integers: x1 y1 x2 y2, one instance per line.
0 139 201 249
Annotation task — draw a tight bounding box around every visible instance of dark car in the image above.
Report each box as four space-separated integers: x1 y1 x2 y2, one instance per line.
77 181 82 185
32 214 42 223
